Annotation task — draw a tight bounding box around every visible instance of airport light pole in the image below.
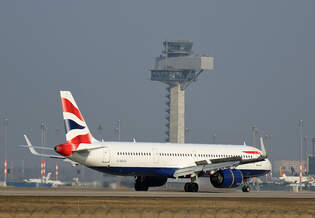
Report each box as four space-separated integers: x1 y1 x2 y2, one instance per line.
185 128 189 143
304 136 308 161
3 119 8 185
269 134 272 179
251 125 258 147
40 121 48 146
299 120 303 187
212 133 216 144
115 120 121 141
97 124 103 141
40 121 48 180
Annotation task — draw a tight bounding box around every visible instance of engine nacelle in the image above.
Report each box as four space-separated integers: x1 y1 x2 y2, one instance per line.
210 169 243 188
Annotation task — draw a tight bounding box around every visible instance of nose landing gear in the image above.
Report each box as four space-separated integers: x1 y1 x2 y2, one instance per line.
242 179 251 192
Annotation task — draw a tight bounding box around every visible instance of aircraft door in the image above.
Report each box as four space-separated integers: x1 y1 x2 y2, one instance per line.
103 148 110 164
152 148 159 164
192 150 197 161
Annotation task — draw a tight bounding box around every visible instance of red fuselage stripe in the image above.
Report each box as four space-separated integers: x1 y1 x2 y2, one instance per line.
242 151 260 154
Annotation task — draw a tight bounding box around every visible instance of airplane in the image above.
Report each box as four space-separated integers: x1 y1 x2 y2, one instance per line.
279 166 313 184
24 172 67 187
22 91 271 192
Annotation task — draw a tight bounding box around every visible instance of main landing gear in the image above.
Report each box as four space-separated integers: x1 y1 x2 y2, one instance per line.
134 176 149 191
184 182 199 192
184 175 199 192
242 179 251 192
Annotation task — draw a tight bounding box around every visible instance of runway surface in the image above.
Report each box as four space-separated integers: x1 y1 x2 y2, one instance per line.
1 187 315 198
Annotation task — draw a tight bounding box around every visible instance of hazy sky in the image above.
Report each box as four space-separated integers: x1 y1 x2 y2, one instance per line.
0 0 314 169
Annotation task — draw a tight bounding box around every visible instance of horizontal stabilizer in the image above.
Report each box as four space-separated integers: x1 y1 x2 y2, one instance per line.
20 145 54 151
75 144 105 152
23 135 65 159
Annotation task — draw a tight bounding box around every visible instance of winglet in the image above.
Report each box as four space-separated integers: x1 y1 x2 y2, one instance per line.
24 134 40 156
23 134 65 159
259 136 267 158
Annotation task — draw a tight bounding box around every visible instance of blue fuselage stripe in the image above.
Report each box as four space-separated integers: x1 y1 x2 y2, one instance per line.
90 166 270 178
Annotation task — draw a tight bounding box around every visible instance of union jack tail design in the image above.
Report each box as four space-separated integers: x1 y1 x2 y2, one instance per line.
60 91 97 148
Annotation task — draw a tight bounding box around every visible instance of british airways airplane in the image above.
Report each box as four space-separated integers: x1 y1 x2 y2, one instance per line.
24 91 271 192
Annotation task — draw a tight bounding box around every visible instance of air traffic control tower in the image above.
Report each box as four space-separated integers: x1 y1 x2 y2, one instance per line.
151 40 214 143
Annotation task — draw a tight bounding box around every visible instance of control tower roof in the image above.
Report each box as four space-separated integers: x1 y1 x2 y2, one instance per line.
163 40 193 57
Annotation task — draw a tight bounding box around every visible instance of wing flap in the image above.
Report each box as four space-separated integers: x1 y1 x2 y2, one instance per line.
174 160 240 178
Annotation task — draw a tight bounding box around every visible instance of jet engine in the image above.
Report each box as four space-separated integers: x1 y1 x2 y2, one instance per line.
210 169 243 188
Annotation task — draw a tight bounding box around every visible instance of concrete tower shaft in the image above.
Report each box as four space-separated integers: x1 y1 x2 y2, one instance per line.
169 84 185 143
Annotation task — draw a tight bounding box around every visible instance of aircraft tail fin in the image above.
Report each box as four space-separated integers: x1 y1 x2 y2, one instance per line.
280 166 286 177
259 137 267 158
59 91 98 148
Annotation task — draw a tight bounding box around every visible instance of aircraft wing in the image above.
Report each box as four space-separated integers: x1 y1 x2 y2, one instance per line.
173 160 240 178
174 160 240 178
173 155 266 178
23 135 65 159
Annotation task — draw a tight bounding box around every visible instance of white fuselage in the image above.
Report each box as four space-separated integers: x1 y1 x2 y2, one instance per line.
68 142 271 178
279 175 313 184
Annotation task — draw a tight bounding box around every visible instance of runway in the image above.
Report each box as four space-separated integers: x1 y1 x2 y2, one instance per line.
0 188 315 217
1 187 315 198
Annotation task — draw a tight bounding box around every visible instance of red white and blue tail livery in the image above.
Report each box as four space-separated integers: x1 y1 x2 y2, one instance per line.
23 90 271 192
60 91 96 146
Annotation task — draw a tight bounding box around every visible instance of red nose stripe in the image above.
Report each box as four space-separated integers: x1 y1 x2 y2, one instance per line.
242 151 260 154
61 98 84 121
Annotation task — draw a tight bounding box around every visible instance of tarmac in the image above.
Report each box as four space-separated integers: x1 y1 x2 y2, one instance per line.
1 187 315 198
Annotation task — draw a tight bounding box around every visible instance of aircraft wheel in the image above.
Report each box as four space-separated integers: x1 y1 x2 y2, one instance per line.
242 185 250 192
191 183 199 192
184 183 192 192
135 182 148 191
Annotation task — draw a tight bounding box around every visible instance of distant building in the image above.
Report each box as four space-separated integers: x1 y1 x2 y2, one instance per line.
307 156 315 175
273 160 306 176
